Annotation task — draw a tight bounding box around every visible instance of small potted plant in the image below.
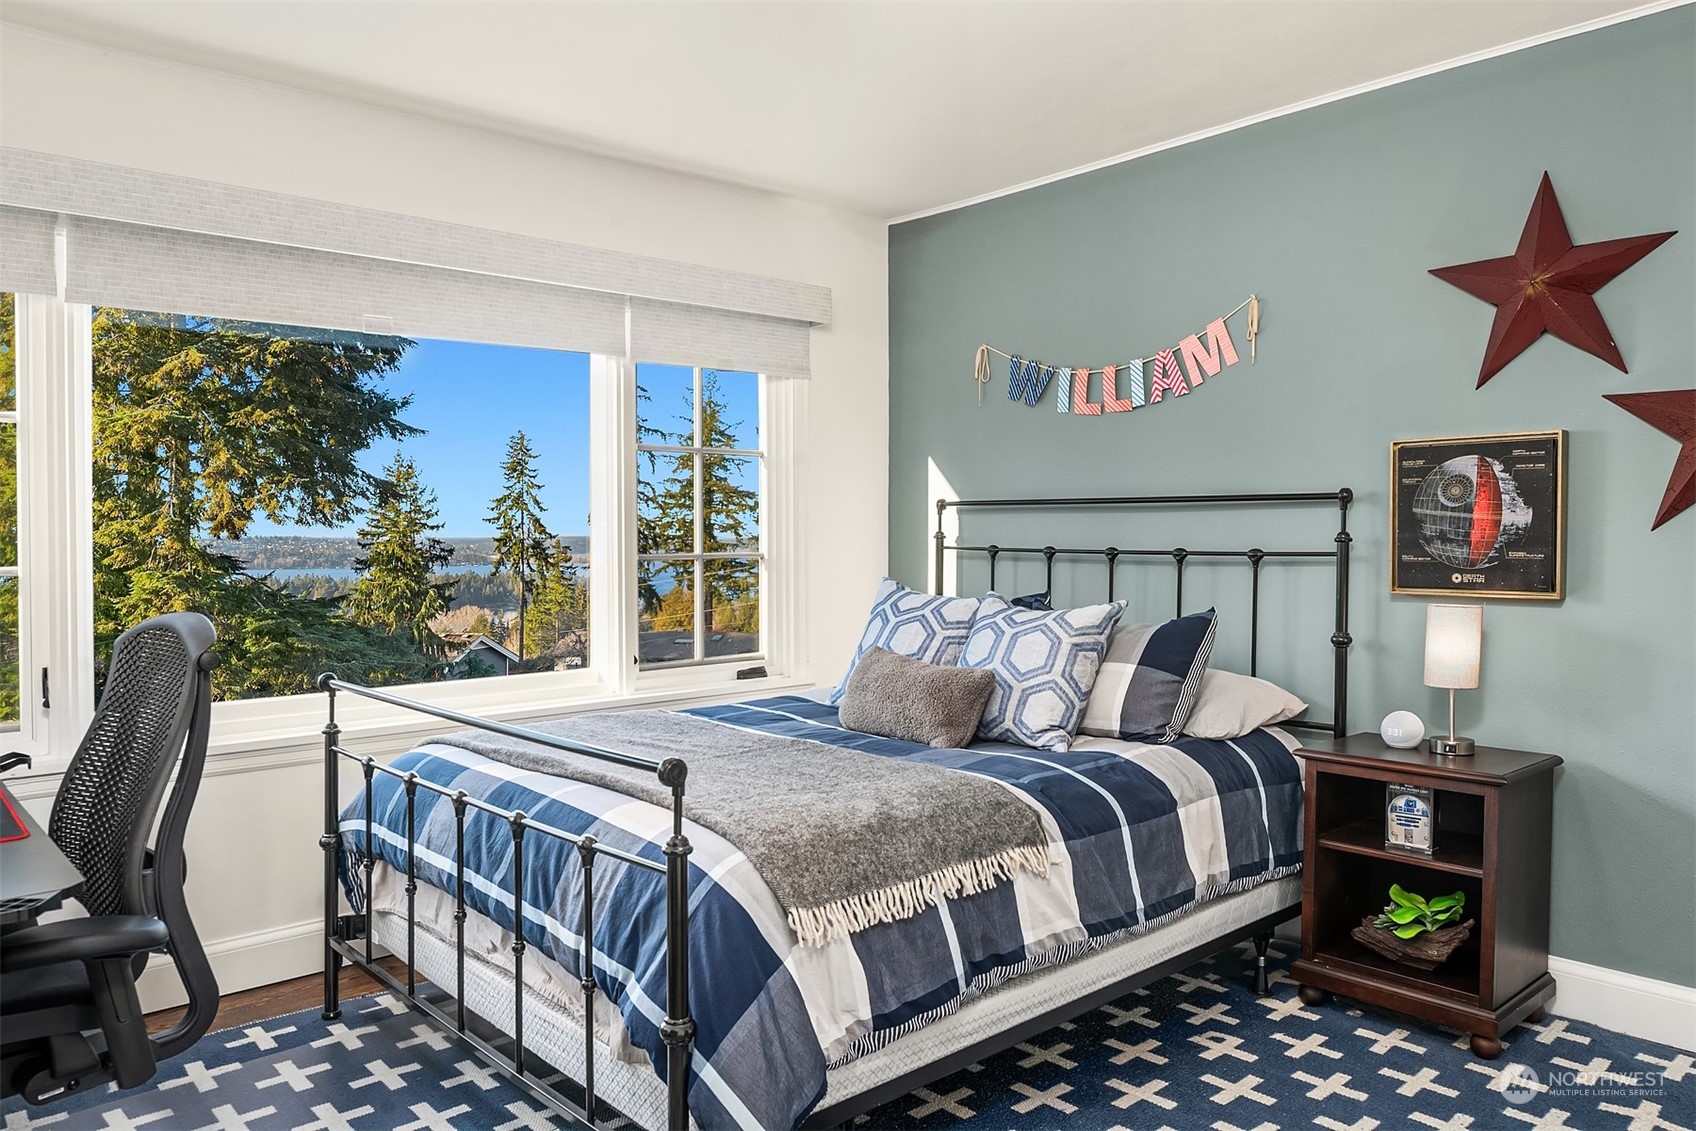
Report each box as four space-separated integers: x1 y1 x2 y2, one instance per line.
1351 883 1474 971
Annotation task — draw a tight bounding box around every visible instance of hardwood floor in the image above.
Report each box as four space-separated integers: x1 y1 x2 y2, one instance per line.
145 957 408 1035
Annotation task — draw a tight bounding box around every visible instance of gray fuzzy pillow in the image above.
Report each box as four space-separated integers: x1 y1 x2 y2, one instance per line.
837 646 996 750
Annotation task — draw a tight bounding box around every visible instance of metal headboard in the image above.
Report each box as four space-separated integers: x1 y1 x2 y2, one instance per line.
933 489 1353 736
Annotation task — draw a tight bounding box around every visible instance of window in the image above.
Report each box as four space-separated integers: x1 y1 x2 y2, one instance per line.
1 293 20 733
0 175 807 763
87 308 593 703
635 365 763 667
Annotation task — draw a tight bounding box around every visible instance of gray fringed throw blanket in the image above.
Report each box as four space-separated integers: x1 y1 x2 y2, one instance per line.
429 710 1051 947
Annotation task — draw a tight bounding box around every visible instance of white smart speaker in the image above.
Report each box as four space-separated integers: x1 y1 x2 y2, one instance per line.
1380 711 1425 750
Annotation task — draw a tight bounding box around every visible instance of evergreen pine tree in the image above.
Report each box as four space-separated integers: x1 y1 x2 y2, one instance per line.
521 537 589 668
0 295 18 723
487 431 555 659
90 309 430 698
344 455 454 653
698 377 759 636
643 371 759 642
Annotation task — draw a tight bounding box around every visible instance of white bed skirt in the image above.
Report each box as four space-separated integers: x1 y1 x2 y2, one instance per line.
364 863 1300 1130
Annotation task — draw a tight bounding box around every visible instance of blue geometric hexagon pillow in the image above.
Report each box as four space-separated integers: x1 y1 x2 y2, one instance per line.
962 595 1127 751
830 578 985 705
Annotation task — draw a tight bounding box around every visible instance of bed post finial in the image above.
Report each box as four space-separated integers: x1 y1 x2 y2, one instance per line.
1333 490 1353 735
658 757 688 792
934 499 949 594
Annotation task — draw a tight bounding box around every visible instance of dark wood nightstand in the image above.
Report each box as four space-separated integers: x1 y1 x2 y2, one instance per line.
1289 733 1562 1058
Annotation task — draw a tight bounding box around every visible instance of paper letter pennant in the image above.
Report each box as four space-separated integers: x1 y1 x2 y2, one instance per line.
1008 356 1057 407
1008 355 1031 403
1102 364 1136 413
1147 349 1188 403
1178 318 1240 386
974 294 1258 421
1073 366 1101 415
1029 364 1053 406
1124 358 1145 408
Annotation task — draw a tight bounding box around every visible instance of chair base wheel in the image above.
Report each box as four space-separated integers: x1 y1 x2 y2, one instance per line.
1298 984 1329 1006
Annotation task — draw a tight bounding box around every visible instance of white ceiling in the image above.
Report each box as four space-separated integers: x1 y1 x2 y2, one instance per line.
0 0 1669 218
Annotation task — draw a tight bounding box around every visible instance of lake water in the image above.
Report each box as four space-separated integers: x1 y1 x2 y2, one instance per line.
259 565 497 580
255 562 695 601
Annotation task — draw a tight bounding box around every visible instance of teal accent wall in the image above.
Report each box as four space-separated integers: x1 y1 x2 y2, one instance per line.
888 10 1695 987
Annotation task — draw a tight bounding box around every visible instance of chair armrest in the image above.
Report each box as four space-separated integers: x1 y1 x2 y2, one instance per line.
1 752 31 773
0 916 169 972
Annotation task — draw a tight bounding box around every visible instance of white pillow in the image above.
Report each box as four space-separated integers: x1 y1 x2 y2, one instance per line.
1179 669 1307 740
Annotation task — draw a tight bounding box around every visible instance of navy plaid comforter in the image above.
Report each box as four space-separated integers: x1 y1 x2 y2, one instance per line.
338 695 1304 1129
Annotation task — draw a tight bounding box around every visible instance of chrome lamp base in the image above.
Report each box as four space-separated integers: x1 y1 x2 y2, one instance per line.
1429 687 1476 755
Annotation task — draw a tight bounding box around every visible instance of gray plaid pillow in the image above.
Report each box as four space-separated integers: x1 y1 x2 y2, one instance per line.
1079 608 1219 743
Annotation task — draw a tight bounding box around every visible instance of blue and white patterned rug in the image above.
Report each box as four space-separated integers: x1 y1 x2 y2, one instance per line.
3 943 1690 1130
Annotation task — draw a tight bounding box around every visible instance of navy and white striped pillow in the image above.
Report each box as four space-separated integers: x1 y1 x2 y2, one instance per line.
1079 608 1218 743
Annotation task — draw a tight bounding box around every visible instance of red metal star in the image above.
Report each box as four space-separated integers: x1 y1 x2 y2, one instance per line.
1604 389 1696 530
1431 173 1676 387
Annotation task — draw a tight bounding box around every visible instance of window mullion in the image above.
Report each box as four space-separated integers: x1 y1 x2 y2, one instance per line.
692 367 705 664
592 353 637 695
53 301 95 757
762 372 797 680
15 294 94 763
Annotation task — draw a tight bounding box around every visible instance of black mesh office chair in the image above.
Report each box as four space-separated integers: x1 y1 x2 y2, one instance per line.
1 613 221 1104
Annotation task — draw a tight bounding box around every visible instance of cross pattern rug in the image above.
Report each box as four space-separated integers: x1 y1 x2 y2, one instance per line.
3 943 1690 1130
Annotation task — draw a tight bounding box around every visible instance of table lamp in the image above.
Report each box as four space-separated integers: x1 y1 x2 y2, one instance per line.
1424 604 1481 756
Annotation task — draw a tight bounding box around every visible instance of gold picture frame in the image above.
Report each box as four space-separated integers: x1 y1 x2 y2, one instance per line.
1390 430 1567 601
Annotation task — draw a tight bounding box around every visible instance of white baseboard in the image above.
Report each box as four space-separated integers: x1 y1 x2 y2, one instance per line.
1548 955 1696 1052
138 918 324 1014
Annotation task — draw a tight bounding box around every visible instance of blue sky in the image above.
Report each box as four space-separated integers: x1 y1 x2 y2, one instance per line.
246 340 759 540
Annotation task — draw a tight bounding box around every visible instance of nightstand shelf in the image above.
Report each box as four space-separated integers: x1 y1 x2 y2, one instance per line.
1316 818 1484 877
1314 934 1480 1001
1290 734 1562 1059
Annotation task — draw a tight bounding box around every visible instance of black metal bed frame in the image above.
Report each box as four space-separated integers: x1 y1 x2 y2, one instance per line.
935 488 1354 736
316 487 1354 1131
317 678 695 1131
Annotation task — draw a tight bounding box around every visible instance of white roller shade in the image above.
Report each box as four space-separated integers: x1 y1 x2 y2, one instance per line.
3 148 828 374
65 217 628 355
629 297 813 379
0 206 58 296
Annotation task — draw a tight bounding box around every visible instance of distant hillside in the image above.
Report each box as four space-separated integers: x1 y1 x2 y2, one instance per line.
215 535 589 571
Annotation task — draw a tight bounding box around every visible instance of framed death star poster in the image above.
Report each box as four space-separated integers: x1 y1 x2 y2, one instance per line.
1391 431 1566 600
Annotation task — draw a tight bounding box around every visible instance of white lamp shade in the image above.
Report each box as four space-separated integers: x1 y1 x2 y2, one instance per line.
1424 604 1482 690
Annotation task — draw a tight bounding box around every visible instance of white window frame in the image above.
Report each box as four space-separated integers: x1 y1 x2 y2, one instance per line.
0 319 25 750
8 297 804 772
623 359 802 697
635 365 766 671
8 294 96 765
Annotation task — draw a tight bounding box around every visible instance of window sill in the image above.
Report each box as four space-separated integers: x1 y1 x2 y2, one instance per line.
5 673 816 798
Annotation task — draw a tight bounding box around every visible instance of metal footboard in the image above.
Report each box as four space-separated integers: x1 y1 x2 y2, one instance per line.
316 676 695 1131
